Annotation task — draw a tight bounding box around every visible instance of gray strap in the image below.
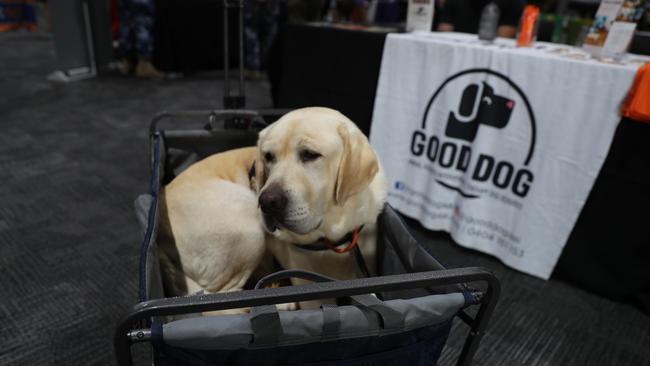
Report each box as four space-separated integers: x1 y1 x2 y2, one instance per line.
320 304 340 339
250 269 405 343
254 269 334 289
353 295 404 331
250 305 282 345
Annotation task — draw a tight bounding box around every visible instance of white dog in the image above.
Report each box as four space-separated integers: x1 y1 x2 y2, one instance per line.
157 147 265 300
157 107 386 311
255 107 387 297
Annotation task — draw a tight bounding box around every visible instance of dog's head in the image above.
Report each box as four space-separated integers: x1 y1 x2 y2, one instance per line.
255 107 379 241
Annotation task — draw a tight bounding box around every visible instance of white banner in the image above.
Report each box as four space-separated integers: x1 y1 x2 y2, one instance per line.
370 33 642 279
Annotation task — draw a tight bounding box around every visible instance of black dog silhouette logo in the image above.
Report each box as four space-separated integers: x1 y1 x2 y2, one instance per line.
409 69 537 200
446 82 515 142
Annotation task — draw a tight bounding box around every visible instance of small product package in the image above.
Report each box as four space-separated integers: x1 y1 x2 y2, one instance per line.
516 5 540 47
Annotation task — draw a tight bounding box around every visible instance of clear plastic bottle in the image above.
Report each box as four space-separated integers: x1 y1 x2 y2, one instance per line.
478 2 500 42
324 0 338 23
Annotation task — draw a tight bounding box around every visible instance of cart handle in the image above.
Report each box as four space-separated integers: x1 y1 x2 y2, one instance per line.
148 109 292 135
114 267 500 366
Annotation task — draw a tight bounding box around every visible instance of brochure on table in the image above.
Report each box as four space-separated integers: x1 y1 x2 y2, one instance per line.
406 0 435 32
583 0 645 57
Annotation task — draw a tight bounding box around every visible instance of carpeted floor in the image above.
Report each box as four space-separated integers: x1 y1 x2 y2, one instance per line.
1 33 649 366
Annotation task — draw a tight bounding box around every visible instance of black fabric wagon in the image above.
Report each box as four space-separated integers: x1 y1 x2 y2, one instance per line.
113 110 500 366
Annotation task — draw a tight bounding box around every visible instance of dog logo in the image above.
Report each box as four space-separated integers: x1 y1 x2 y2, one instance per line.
410 69 537 200
446 82 515 142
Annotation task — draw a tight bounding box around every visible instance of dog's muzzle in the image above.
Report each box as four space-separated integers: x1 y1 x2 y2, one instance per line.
259 185 288 232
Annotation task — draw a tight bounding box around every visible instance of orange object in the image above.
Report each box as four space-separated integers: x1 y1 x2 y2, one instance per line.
323 227 360 254
517 5 540 47
621 63 650 123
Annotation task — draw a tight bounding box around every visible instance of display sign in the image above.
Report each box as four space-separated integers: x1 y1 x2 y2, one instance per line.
406 0 434 32
371 33 639 279
583 0 645 57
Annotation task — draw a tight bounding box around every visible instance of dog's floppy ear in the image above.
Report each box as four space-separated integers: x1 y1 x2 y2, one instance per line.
255 129 269 191
254 148 267 192
334 123 379 205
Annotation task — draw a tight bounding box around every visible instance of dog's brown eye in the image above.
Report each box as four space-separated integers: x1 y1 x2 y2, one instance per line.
299 149 321 163
264 152 275 164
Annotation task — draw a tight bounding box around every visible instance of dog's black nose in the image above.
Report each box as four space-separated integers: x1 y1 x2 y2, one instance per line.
259 187 288 214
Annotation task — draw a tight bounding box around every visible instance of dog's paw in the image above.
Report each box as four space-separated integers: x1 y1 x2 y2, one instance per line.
275 302 299 311
202 308 250 317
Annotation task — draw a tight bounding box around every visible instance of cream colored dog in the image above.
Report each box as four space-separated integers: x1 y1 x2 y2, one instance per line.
256 107 387 292
158 147 264 299
157 107 386 312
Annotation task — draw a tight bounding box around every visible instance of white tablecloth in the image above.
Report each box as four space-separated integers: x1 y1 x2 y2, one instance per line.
370 32 648 279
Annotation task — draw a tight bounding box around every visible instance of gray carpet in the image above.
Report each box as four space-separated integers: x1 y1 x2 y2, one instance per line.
1 32 649 366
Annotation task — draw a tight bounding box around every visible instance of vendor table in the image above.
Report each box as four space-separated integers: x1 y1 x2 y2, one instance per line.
277 25 650 312
371 32 649 280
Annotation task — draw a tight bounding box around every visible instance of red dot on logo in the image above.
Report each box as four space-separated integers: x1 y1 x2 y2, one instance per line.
507 101 515 109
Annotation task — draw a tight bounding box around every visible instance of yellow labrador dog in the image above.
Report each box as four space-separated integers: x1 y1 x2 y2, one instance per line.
158 147 265 300
256 107 387 293
157 107 385 312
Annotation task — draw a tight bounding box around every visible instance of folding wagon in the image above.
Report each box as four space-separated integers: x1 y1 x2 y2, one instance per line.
113 109 500 366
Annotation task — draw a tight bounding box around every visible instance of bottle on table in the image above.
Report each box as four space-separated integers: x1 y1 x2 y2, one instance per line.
478 2 500 42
